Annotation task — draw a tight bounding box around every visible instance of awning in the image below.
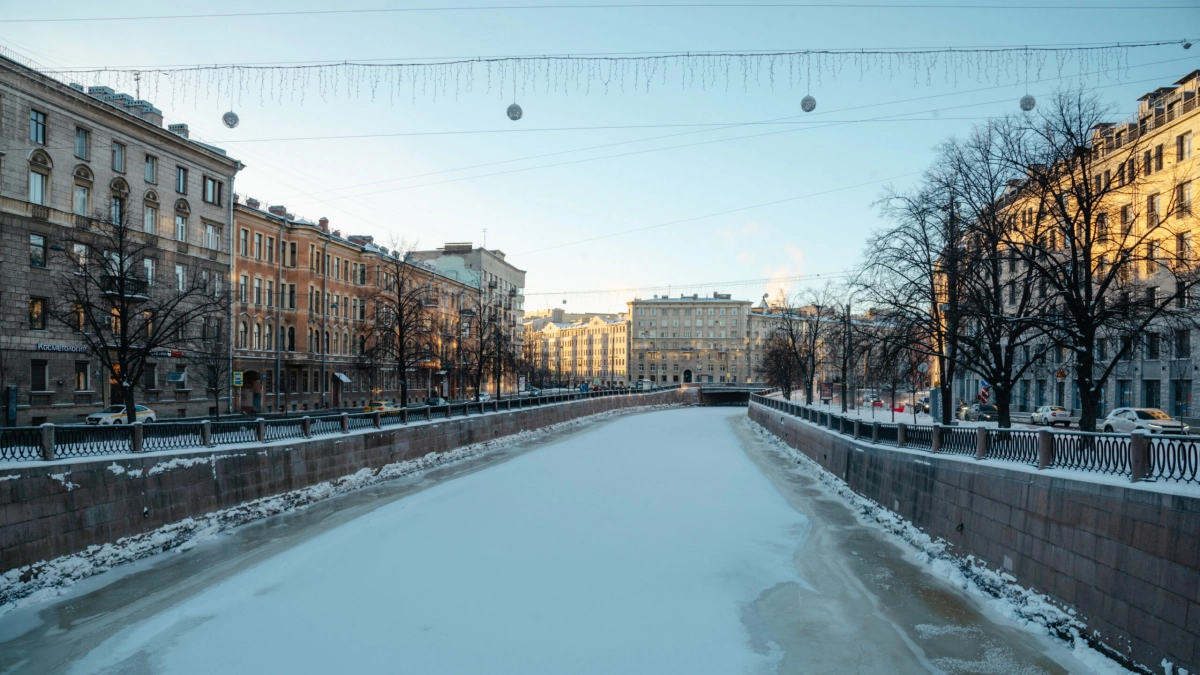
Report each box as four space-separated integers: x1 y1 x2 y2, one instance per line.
333 372 352 384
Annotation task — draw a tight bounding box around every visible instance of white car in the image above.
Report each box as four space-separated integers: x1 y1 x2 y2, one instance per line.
86 404 157 425
477 392 492 402
1101 408 1189 435
1031 405 1072 427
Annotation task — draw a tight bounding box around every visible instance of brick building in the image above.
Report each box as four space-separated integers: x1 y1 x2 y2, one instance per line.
0 54 240 424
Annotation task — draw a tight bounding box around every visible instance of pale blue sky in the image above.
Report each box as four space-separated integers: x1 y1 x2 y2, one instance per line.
4 1 1196 312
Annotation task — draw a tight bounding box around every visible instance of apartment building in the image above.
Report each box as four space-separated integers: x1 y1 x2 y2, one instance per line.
627 294 754 384
953 69 1199 417
0 55 240 424
231 200 484 412
524 309 629 386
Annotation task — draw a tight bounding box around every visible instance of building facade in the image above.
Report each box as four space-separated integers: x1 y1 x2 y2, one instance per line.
952 69 1199 417
524 310 628 386
0 55 240 424
627 294 755 384
231 200 486 412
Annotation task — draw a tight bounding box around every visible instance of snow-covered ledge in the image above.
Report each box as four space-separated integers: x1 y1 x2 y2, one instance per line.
748 399 1199 673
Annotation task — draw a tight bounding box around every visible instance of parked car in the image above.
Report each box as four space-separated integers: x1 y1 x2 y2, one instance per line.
965 403 998 422
1031 405 1072 427
425 396 447 407
918 397 931 414
866 396 883 408
86 405 157 425
477 392 492 402
1102 408 1189 434
525 386 542 396
363 401 398 413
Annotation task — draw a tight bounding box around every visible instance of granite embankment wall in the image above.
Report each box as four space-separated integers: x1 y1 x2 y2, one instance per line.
0 389 695 573
749 402 1200 671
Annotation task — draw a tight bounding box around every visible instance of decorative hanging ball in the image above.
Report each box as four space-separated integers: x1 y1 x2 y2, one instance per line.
507 103 523 121
1183 41 1192 50
801 95 817 113
1019 94 1036 112
222 111 240 128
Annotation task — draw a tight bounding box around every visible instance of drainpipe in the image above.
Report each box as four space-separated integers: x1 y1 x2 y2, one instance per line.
321 234 329 409
275 217 285 413
227 162 241 415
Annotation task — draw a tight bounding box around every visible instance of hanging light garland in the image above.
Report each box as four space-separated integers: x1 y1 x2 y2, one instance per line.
38 41 1186 110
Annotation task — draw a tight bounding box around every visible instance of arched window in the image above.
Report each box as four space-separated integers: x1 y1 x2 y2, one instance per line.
359 335 366 356
265 324 273 352
324 331 330 355
174 199 190 242
287 326 296 351
332 332 339 355
307 327 314 352
253 323 261 350
238 322 248 349
72 165 93 217
343 331 349 355
110 178 130 224
143 190 159 234
28 150 52 206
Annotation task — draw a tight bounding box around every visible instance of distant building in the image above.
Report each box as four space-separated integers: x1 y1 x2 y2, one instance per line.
411 242 526 352
627 294 754 384
524 309 628 386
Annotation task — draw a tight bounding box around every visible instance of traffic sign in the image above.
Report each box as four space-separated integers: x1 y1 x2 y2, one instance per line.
233 371 244 387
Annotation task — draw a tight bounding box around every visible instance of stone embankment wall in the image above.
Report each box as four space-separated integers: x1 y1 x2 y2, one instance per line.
749 402 1200 671
0 389 695 572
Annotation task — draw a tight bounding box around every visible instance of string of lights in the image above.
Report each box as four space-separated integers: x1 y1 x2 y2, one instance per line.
35 42 1188 115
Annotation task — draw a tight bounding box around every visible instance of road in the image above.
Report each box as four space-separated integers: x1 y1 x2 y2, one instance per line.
0 407 1083 674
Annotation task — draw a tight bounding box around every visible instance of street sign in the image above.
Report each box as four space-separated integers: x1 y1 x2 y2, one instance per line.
1056 369 1067 380
233 371 244 387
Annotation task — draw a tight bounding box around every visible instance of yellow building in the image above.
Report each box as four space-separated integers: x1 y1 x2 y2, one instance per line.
628 294 754 384
524 311 628 386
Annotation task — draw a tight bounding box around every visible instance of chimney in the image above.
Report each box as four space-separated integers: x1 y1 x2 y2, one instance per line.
268 205 287 217
246 197 261 209
167 123 189 139
319 217 329 232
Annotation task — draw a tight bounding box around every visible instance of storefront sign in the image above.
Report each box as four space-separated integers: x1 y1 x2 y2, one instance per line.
148 349 185 358
36 344 88 353
233 371 244 387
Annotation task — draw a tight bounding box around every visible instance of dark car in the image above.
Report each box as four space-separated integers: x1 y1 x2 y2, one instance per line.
965 404 998 422
426 396 447 406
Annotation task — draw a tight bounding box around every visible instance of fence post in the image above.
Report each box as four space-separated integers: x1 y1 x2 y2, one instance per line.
931 424 942 453
493 400 500 414
401 408 409 425
201 419 212 447
341 413 350 434
257 418 266 443
897 422 907 448
853 419 861 439
871 421 880 443
302 416 312 439
131 421 143 453
976 427 989 460
1130 431 1151 481
373 411 382 429
1037 428 1054 469
39 423 54 461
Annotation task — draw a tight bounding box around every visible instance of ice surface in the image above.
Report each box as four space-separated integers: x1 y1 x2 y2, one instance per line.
67 408 810 675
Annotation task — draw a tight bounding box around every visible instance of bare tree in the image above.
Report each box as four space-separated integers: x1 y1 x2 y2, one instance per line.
756 333 801 398
49 209 229 424
996 89 1200 430
185 314 232 419
366 242 431 407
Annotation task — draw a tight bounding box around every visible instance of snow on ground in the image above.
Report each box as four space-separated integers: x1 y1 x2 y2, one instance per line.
744 419 1143 675
0 403 681 617
65 408 809 675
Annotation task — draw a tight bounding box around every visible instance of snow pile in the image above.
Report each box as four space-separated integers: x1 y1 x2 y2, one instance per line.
0 402 683 616
746 419 1142 675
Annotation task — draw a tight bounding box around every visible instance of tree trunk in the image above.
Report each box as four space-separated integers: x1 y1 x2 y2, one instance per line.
993 384 1012 428
1074 355 1100 432
122 382 137 425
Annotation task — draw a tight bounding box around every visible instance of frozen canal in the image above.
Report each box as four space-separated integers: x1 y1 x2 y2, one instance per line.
0 407 1084 674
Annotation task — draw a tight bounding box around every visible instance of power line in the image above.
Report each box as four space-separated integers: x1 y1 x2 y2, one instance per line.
4 4 1194 23
524 271 853 297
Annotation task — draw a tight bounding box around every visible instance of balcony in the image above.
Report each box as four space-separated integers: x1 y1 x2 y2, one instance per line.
100 275 149 302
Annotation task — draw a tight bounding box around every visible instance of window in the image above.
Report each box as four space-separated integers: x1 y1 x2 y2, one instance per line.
144 364 157 390
254 233 263 260
29 110 46 144
29 170 48 205
1179 182 1193 216
144 155 157 183
253 278 262 305
267 280 275 307
143 204 157 233
29 297 46 330
239 275 248 302
1144 150 1153 176
203 177 223 205
111 142 125 172
1096 212 1108 241
29 234 46 268
74 128 90 160
143 258 155 285
1175 330 1191 359
110 196 124 224
1181 132 1194 161
205 223 220 249
1155 144 1164 172
74 362 89 391
73 244 88 273
30 360 48 392
175 264 186 291
289 242 297 267
1146 333 1161 360
266 236 275 263
1147 194 1161 229
70 184 89 216
288 284 296 309
175 166 188 194
175 214 187 242
253 323 261 350
239 229 249 256
238 322 248 349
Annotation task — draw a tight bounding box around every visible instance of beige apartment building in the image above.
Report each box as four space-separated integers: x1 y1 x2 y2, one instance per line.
0 54 240 424
525 309 628 386
627 294 755 384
